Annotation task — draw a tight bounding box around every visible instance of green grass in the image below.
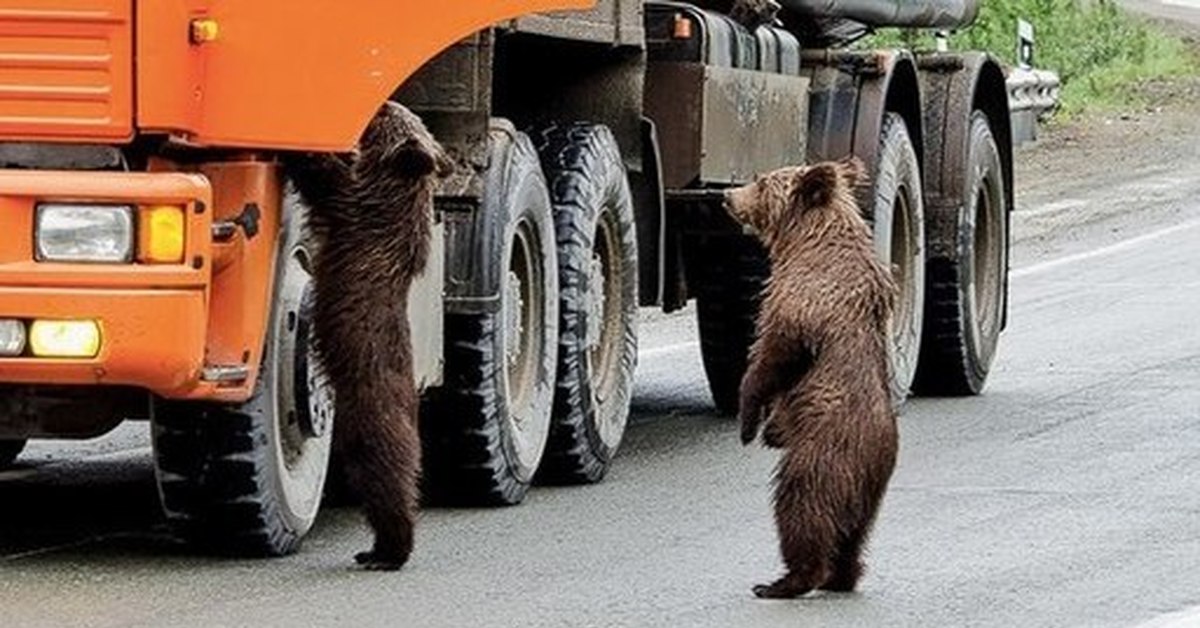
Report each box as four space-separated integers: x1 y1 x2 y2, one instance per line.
864 0 1198 116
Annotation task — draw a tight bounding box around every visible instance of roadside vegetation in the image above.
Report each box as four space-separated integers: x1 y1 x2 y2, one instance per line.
865 0 1199 116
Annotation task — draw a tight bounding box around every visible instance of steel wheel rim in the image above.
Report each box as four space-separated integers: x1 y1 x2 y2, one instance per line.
585 207 625 448
275 243 331 521
890 187 918 367
973 173 1004 362
503 216 548 472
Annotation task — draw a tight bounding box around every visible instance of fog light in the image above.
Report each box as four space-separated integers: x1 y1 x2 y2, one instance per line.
138 205 186 263
36 204 134 263
0 320 25 356
29 320 101 358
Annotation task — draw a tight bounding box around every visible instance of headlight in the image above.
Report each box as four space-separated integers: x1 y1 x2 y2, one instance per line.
36 204 134 263
28 319 101 358
0 320 25 356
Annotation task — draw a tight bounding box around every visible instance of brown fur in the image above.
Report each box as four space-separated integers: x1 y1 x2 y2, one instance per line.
284 102 451 570
696 0 782 28
724 157 899 598
729 0 782 28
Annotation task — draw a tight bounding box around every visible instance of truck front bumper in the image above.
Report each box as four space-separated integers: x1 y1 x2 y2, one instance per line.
0 169 215 398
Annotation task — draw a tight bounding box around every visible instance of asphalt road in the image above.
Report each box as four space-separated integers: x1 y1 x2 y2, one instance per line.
3 131 1200 627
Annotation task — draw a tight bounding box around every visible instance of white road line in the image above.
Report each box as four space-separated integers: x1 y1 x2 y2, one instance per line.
1132 605 1200 628
634 220 1200 337
1021 198 1087 218
1012 217 1200 279
639 340 699 358
1161 0 1200 8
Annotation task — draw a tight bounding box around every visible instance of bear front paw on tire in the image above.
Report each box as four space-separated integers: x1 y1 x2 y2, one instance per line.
532 123 639 485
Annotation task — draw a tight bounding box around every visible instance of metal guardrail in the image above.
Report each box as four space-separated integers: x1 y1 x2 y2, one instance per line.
1007 67 1061 116
1007 66 1060 145
1006 18 1060 144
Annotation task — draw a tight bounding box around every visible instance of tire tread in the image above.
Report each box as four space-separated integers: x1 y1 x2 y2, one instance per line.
532 123 638 484
153 400 299 556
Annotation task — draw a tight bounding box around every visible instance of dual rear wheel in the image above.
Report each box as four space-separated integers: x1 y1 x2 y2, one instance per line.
422 122 640 504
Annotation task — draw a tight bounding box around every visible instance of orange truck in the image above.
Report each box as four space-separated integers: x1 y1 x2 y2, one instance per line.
0 0 1012 556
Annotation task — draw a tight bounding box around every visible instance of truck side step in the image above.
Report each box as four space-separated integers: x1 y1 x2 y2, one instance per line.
201 365 250 383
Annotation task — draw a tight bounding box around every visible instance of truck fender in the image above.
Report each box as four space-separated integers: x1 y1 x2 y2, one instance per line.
440 119 532 314
803 48 924 200
916 52 1013 328
137 1 594 151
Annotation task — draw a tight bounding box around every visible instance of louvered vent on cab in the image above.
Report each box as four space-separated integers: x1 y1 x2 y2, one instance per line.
0 0 133 142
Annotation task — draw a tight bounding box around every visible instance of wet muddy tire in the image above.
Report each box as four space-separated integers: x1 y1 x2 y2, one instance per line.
152 200 333 556
871 112 926 405
0 439 25 468
422 128 558 506
532 123 638 485
914 111 1007 396
695 235 770 416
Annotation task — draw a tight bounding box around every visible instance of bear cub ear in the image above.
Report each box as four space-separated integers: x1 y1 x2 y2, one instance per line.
394 139 455 179
791 162 841 209
791 157 866 209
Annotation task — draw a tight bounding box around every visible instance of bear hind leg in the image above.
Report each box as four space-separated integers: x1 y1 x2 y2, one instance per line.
755 491 835 599
822 527 868 592
753 562 830 599
344 442 419 570
336 399 422 571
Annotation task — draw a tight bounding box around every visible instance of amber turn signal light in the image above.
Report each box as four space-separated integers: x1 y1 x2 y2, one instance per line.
138 205 186 264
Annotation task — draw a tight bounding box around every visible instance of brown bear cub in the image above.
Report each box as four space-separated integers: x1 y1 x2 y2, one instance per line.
285 102 450 570
724 157 899 598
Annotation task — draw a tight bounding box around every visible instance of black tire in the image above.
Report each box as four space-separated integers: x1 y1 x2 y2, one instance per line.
532 123 639 484
152 198 334 556
0 439 25 467
870 112 926 404
423 125 558 506
694 234 770 416
914 111 1007 395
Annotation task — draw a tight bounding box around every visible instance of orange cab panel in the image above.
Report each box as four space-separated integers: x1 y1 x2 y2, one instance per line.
137 0 594 151
0 169 213 398
0 0 134 142
0 288 206 393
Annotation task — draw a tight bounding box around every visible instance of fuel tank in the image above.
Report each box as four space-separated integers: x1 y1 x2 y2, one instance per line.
778 0 979 28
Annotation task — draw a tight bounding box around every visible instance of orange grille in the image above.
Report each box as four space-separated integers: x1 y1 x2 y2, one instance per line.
0 0 132 142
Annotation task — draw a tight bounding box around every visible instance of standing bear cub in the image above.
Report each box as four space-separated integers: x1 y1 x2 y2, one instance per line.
725 157 899 598
285 102 451 570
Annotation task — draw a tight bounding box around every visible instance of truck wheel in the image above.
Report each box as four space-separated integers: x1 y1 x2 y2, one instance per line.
914 111 1007 395
871 112 926 404
423 128 558 506
532 123 638 484
152 199 334 556
694 235 770 415
0 439 25 467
